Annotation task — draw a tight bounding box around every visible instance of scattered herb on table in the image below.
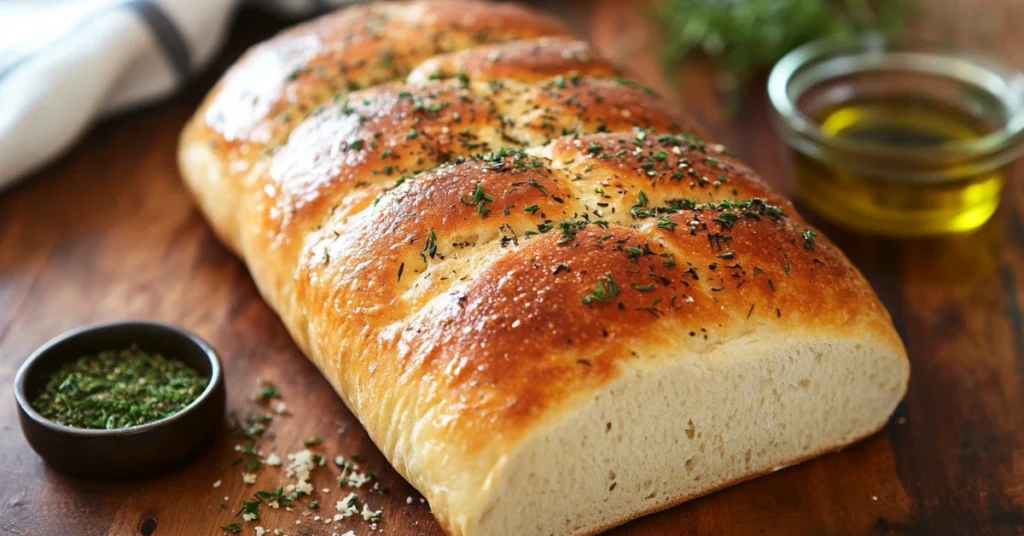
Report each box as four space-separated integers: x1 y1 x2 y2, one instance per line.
255 486 293 507
255 382 279 401
215 381 390 530
31 346 208 430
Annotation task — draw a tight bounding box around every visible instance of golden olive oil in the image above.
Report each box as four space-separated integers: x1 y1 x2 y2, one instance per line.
793 97 1004 236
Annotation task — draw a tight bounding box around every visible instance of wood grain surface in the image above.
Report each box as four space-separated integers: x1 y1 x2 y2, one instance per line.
2 1 1023 535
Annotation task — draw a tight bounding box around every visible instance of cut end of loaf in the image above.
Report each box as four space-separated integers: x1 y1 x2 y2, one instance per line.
465 334 908 536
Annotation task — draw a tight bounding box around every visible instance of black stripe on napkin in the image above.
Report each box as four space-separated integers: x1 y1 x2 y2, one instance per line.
123 0 192 83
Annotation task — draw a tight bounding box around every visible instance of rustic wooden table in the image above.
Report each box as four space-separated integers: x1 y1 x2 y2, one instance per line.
3 2 1024 535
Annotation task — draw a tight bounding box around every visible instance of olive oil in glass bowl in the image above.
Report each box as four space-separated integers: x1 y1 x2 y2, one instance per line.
768 36 1024 236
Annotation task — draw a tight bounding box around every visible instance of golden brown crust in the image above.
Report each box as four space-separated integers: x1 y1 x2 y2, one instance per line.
178 0 575 260
238 80 704 335
200 0 571 149
180 0 582 338
178 2 907 534
408 38 618 83
292 131 896 456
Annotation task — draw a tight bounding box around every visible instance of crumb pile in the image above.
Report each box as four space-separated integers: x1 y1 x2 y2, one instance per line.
215 380 425 535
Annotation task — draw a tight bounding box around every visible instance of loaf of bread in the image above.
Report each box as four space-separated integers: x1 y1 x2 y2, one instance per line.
178 2 910 534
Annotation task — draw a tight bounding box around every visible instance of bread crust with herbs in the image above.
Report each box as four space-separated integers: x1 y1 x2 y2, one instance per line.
179 2 909 534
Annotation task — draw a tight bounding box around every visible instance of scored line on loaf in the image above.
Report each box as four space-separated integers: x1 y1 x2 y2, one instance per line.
234 34 708 356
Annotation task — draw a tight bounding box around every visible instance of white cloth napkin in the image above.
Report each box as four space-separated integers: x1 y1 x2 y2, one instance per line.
0 0 358 190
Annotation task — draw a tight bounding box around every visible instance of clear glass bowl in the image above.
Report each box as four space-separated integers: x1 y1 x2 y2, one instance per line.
768 36 1024 236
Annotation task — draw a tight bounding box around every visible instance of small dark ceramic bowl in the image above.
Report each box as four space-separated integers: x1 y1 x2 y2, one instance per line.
14 321 225 479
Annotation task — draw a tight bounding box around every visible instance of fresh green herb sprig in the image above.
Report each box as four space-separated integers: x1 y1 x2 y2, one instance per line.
255 382 279 401
655 0 909 88
461 182 494 216
801 228 818 250
255 486 293 507
582 273 622 305
31 346 208 430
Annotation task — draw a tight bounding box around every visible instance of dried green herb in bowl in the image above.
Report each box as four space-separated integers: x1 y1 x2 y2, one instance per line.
31 345 209 430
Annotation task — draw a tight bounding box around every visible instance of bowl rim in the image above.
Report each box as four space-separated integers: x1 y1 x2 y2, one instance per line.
14 320 223 437
767 34 1024 176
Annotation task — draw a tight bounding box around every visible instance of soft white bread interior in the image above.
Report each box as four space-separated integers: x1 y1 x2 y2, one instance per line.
473 336 905 535
177 2 910 534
